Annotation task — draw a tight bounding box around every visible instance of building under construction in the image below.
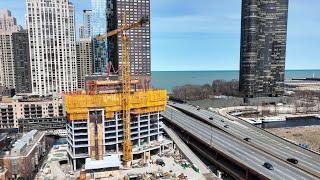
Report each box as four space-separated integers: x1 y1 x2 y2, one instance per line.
65 80 169 170
65 11 171 172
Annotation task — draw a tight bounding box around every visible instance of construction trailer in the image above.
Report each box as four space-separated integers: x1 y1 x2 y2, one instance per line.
64 80 169 170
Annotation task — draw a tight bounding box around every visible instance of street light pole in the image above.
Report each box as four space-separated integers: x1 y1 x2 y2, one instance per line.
210 125 213 148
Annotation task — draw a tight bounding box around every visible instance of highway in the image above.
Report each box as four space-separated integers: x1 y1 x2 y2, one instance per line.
162 105 319 180
167 102 320 178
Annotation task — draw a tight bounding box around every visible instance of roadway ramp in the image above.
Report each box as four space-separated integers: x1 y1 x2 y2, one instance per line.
162 123 213 176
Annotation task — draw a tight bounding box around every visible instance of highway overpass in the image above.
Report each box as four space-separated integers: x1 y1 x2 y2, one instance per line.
162 103 320 180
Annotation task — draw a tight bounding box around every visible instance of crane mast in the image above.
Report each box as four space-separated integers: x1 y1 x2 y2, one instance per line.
96 14 148 165
120 16 132 163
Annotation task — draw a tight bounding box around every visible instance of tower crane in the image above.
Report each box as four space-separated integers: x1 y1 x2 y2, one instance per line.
96 14 149 165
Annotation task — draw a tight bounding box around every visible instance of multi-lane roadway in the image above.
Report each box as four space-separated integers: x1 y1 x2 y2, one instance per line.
162 102 320 179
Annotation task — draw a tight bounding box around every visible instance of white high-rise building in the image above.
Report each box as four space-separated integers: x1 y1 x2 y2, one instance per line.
0 10 21 89
26 0 78 95
81 10 92 39
79 24 86 39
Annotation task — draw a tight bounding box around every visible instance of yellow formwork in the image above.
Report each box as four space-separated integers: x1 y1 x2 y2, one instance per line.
64 89 167 121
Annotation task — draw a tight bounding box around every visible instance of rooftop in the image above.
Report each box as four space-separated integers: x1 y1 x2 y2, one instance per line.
0 97 13 103
0 130 45 158
11 130 37 156
0 95 62 104
85 155 121 170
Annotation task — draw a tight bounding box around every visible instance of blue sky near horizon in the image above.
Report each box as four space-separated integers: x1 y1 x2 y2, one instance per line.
1 0 319 71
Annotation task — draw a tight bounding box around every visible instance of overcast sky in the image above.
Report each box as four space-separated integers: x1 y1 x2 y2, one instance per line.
1 0 319 71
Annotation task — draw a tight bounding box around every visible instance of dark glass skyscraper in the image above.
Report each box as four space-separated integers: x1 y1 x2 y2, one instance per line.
239 0 289 98
107 0 151 88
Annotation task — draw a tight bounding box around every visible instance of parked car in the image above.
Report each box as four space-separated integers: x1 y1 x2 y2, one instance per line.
209 117 213 120
224 125 229 128
197 108 201 110
287 158 299 164
244 137 251 142
263 162 274 170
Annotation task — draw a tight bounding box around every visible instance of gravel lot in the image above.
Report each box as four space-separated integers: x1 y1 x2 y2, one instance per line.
267 126 320 153
190 97 243 109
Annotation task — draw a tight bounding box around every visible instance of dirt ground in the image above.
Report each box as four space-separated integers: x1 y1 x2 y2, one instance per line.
267 126 320 153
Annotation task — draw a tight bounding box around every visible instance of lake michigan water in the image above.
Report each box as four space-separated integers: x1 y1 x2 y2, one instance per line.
152 70 320 92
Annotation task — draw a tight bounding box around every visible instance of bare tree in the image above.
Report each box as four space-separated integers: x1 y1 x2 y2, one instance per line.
172 80 241 101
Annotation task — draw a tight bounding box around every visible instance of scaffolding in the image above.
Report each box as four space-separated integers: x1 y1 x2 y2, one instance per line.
64 90 167 121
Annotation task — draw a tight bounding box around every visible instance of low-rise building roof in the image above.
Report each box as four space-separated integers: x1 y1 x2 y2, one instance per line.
85 155 121 170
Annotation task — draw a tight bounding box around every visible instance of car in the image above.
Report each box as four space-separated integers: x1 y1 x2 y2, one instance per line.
221 120 225 123
197 108 201 110
287 158 299 164
263 162 274 170
156 159 165 167
244 137 251 142
209 117 213 120
224 125 229 128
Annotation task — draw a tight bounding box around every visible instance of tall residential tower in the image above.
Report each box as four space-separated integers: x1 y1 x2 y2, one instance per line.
26 0 78 95
80 10 92 39
12 30 32 94
239 0 289 97
107 0 151 88
76 39 93 89
0 10 21 89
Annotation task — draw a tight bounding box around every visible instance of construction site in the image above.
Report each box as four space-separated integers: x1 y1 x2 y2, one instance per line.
63 14 184 179
65 86 171 170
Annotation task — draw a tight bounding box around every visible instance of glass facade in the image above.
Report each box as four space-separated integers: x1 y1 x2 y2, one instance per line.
93 39 108 73
91 0 108 73
239 0 288 98
91 0 107 36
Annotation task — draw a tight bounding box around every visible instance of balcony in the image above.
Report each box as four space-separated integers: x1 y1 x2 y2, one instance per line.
74 138 89 142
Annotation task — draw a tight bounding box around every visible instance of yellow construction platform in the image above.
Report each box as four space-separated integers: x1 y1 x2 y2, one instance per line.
64 89 167 121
